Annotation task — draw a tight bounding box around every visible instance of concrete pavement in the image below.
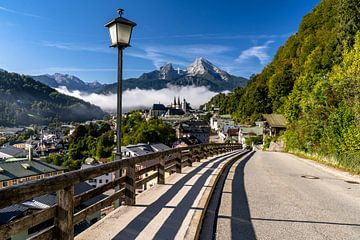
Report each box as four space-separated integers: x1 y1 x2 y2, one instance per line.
210 151 360 240
75 150 243 240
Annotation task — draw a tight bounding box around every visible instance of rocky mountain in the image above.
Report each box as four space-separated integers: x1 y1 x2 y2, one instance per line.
32 73 104 92
100 58 247 94
0 69 105 126
30 58 247 94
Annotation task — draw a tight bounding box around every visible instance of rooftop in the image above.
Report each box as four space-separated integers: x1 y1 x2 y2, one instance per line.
262 114 287 128
0 159 63 182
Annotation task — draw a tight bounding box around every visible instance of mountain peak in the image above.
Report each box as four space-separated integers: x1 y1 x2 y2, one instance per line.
159 63 178 80
160 63 174 72
187 57 230 81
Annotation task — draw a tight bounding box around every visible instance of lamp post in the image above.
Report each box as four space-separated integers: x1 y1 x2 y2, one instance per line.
105 9 136 157
106 9 136 207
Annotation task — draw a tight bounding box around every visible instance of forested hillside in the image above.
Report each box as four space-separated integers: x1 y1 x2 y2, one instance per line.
207 0 360 172
0 71 105 126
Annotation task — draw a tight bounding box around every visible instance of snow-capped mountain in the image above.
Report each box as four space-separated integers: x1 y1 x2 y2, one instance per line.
31 73 105 92
30 58 247 94
186 57 230 81
101 58 247 93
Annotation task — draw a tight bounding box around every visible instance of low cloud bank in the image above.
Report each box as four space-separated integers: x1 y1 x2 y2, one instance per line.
55 85 218 112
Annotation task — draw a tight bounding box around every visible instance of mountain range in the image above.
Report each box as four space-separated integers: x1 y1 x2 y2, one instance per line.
0 70 105 127
32 58 247 94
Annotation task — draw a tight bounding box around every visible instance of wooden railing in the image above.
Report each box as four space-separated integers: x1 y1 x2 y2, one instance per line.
0 143 241 240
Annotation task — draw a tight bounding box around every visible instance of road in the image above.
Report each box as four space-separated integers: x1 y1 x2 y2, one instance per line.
202 151 360 240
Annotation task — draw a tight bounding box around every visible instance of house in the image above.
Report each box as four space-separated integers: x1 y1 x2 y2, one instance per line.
226 127 239 143
0 144 28 160
175 121 210 144
0 182 106 239
121 143 171 193
210 115 235 131
80 158 113 188
173 135 201 148
262 114 287 137
0 159 64 189
121 143 171 158
238 126 264 146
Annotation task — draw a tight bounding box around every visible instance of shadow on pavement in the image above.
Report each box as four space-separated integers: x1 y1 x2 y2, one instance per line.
251 217 360 227
231 151 256 240
112 151 239 240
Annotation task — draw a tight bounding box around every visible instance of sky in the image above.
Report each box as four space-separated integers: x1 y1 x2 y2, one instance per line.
0 0 320 84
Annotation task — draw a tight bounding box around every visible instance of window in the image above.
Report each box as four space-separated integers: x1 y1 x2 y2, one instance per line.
12 179 17 185
99 179 102 184
3 181 8 187
106 180 109 183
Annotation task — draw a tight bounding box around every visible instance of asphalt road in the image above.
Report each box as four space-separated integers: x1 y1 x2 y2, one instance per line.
206 151 360 240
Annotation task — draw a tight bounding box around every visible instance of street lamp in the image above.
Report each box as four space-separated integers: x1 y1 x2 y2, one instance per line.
105 9 136 157
106 9 136 207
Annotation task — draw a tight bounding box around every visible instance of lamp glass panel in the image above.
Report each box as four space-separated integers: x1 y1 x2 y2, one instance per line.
116 23 132 45
109 24 118 46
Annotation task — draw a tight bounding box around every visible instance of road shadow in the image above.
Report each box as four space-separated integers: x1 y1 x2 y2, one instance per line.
251 217 360 227
230 151 256 240
112 151 240 240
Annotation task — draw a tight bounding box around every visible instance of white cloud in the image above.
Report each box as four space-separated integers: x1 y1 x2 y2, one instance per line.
237 40 274 65
42 42 113 54
55 85 218 112
134 33 292 41
0 6 41 18
127 44 232 69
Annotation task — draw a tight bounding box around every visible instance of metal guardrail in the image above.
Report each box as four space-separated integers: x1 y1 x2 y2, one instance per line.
0 143 241 240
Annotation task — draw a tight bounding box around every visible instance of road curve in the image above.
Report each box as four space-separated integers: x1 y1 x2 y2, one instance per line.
201 151 360 240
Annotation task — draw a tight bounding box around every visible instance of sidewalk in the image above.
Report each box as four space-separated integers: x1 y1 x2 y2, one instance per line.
76 151 241 240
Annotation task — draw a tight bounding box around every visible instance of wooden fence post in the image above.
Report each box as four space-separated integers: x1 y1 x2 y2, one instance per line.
125 161 136 205
176 152 182 174
55 185 74 240
158 157 165 184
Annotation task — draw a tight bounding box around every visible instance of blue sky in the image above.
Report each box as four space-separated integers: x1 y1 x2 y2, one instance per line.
0 0 319 84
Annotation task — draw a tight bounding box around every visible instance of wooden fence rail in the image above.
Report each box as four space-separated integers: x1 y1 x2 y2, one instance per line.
0 143 241 240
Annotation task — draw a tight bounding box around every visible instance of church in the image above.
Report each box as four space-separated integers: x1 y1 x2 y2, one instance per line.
149 97 191 117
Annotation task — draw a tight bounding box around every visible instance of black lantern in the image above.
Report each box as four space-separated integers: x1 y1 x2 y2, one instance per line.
105 9 137 48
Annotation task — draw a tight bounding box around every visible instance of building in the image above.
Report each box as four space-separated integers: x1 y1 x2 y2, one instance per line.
121 143 171 193
148 96 192 119
173 135 201 148
0 159 64 189
0 145 28 160
0 182 105 239
149 104 167 117
210 114 235 132
238 126 264 146
80 158 113 188
121 143 171 158
175 120 210 144
262 114 287 137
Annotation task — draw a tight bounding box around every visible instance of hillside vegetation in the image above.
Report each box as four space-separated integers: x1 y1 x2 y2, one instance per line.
0 71 105 126
207 0 360 172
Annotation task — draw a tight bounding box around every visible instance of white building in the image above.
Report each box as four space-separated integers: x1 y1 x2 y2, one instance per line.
80 158 113 188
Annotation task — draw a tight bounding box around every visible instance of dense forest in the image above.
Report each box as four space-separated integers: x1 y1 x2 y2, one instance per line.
0 71 105 126
206 0 360 172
